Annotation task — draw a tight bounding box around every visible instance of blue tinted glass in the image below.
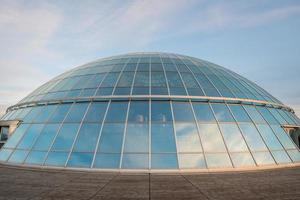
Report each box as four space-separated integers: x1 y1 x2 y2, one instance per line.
256 124 283 150
85 73 105 88
25 151 47 165
268 108 287 124
205 153 232 168
122 154 148 169
256 107 279 124
73 123 101 152
100 72 120 87
45 152 69 166
64 103 89 122
229 105 251 122
124 123 148 153
134 72 149 86
151 72 167 87
67 153 93 168
252 152 275 165
198 124 227 152
51 124 80 151
8 150 28 163
211 104 234 122
179 154 206 169
116 72 134 87
181 73 200 88
127 101 149 123
0 149 13 161
175 123 202 152
243 105 265 123
17 124 44 149
105 102 128 122
287 150 300 162
48 104 72 123
33 105 57 123
271 150 291 164
192 102 216 122
97 87 113 95
114 87 131 95
270 125 296 149
151 101 172 122
152 154 178 169
79 88 96 97
230 152 255 167
98 123 124 153
166 71 184 88
33 124 60 151
23 107 42 123
172 102 195 122
83 102 108 122
151 123 176 153
93 153 120 168
219 124 248 152
238 123 267 151
4 124 30 148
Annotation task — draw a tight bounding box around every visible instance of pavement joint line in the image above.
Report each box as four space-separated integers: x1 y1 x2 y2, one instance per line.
181 174 212 200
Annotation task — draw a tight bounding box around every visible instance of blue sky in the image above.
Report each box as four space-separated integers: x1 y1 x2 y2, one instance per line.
0 0 300 116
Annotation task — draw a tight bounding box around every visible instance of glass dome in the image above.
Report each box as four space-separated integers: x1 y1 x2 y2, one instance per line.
0 52 299 171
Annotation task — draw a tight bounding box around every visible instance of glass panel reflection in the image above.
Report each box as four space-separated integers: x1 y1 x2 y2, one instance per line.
122 154 149 169
205 153 232 168
151 154 178 169
230 152 255 167
192 102 216 122
93 153 120 168
98 123 124 153
124 123 148 153
211 104 234 122
238 123 267 151
151 123 176 153
219 124 248 152
198 124 227 152
67 152 93 168
179 154 206 169
252 152 275 165
73 123 101 152
51 124 80 151
175 123 202 152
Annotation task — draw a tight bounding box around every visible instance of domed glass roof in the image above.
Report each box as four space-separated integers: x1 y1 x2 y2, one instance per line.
0 52 299 171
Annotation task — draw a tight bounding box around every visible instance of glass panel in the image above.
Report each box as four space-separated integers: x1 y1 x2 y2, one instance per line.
151 123 176 153
175 123 202 152
179 154 206 169
151 72 167 87
252 152 275 165
33 124 60 151
124 123 148 153
198 124 227 152
48 104 72 123
64 103 89 122
3 124 30 148
33 105 57 123
127 101 149 123
219 124 248 152
238 123 267 151
67 152 93 168
230 152 255 167
229 105 251 122
8 150 28 163
134 72 149 87
73 123 101 152
45 152 69 166
116 72 134 87
105 102 128 122
151 101 173 122
287 150 300 162
51 124 80 151
256 124 283 150
192 102 216 123
23 106 42 123
151 154 178 169
100 72 120 87
172 102 195 122
271 125 296 149
268 108 287 124
93 153 120 168
98 123 124 153
25 151 47 165
271 151 291 164
205 153 232 168
211 104 234 122
0 149 13 161
165 71 184 88
122 154 148 169
256 107 279 124
243 105 265 123
83 102 108 122
17 124 44 149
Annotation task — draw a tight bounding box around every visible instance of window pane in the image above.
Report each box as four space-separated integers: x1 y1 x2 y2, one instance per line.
67 152 93 168
83 102 108 122
211 104 234 122
0 149 13 161
122 154 148 169
17 124 44 149
134 72 149 87
181 73 200 88
151 154 178 169
151 123 176 153
51 124 80 151
151 101 173 122
175 123 202 152
98 123 124 153
256 124 283 150
243 105 265 123
25 151 47 165
219 124 248 152
256 107 279 124
105 102 128 122
270 125 296 149
271 150 291 164
33 124 60 151
192 102 216 122
229 105 251 122
116 72 134 87
252 152 275 165
48 104 72 123
64 103 89 122
73 123 101 152
33 105 57 123
3 124 30 148
287 150 300 162
172 102 195 122
205 153 232 168
166 71 184 88
45 152 69 166
151 72 167 87
127 101 149 123
93 153 120 168
179 154 206 169
23 107 42 123
268 108 287 124
100 72 119 87
124 123 148 153
198 124 227 152
8 150 28 163
230 152 255 167
238 123 267 151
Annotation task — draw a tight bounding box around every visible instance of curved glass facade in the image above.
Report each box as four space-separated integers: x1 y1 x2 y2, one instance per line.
0 52 299 171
